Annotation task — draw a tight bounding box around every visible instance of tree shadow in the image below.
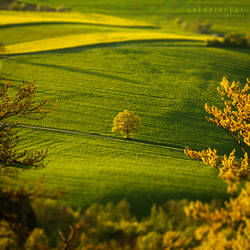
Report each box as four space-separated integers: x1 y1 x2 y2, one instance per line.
20 60 143 85
4 39 204 57
162 108 244 157
94 183 229 219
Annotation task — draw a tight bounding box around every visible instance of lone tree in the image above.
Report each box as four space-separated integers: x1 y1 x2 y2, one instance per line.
0 80 55 168
112 110 141 139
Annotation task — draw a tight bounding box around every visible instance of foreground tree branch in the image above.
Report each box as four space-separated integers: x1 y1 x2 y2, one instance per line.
204 77 249 154
0 80 56 168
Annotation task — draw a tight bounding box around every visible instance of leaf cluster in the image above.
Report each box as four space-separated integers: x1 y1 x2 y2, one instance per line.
205 77 249 153
112 110 141 139
206 33 249 48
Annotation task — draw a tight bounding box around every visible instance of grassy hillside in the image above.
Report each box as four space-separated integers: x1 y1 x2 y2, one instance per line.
20 0 250 32
19 128 228 217
0 0 249 215
1 44 249 151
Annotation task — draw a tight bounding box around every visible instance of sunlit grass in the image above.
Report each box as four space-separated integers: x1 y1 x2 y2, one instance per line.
0 11 154 27
19 128 228 216
1 32 210 55
0 0 249 215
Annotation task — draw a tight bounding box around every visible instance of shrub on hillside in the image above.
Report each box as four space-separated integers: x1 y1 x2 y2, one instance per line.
224 33 249 48
8 0 21 10
56 5 71 12
206 33 249 48
195 21 213 34
174 17 183 25
205 38 223 47
174 17 213 34
2 0 56 12
181 22 189 30
36 4 55 12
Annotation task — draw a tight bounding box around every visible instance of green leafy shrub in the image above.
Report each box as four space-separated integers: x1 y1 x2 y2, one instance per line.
56 5 71 12
24 228 49 250
36 4 55 12
137 232 162 250
174 17 183 25
195 21 213 34
0 220 18 250
206 33 249 48
32 198 80 245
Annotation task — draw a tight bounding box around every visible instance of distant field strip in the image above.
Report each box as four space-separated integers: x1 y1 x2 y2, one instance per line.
0 11 154 27
1 32 208 55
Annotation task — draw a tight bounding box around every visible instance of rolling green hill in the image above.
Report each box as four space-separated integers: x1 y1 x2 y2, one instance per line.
0 0 249 216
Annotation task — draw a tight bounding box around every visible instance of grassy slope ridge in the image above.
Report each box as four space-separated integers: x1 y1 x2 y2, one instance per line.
2 32 209 54
0 0 249 215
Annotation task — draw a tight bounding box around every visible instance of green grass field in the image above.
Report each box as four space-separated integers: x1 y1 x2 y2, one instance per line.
0 0 249 216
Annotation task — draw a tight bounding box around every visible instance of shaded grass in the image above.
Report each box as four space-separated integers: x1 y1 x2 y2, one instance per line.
0 23 119 46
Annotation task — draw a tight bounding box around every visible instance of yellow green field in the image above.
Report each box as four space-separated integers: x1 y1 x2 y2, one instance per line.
1 31 210 55
0 10 154 27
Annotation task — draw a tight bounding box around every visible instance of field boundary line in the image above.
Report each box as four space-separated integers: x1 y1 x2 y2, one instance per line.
6 123 185 151
1 32 207 55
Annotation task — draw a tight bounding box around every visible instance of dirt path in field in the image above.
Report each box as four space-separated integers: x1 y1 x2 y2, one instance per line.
7 123 185 151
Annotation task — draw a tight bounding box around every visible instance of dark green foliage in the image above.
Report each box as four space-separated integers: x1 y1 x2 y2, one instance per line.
205 38 223 47
224 33 249 48
0 186 37 245
195 21 213 34
55 199 198 249
206 33 249 48
0 0 62 12
0 42 5 55
0 184 197 250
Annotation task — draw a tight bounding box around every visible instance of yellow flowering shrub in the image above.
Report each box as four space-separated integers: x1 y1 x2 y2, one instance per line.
205 77 249 153
185 77 249 193
184 77 250 249
163 231 191 250
185 183 250 249
24 228 49 250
